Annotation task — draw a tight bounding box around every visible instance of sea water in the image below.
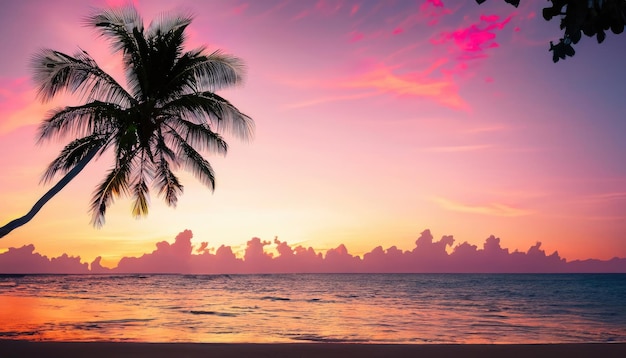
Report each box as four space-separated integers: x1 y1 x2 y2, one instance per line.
0 273 624 343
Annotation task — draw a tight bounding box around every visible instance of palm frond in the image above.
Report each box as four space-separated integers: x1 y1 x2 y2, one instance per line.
163 49 245 98
89 152 134 227
153 132 183 206
155 158 183 207
131 178 150 217
167 130 216 190
160 91 254 141
85 6 143 56
38 101 123 142
195 50 246 91
198 91 254 140
155 49 206 101
153 131 179 165
86 6 148 100
164 118 228 156
130 153 153 218
31 49 134 105
146 12 192 41
41 134 107 184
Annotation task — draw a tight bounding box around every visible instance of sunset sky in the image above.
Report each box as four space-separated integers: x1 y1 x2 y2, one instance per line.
1 0 625 269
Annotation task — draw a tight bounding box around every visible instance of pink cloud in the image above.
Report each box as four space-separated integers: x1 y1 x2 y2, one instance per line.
0 244 88 274
115 230 195 273
290 0 345 21
232 3 249 15
342 65 468 110
431 14 513 60
433 197 533 217
243 237 274 272
314 0 343 15
392 27 404 35
291 10 310 21
423 144 492 152
349 31 365 42
1 230 625 274
282 91 380 110
0 77 47 134
419 0 452 25
350 4 360 16
105 0 140 7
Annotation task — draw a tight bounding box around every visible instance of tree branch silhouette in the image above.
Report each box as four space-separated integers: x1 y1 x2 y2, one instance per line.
477 0 626 62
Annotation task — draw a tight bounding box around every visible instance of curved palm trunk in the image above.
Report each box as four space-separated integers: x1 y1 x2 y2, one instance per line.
0 147 100 238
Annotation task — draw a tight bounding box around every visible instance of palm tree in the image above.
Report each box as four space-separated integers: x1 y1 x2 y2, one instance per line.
0 6 253 238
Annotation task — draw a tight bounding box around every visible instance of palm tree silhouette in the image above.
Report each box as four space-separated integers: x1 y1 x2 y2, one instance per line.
0 6 253 238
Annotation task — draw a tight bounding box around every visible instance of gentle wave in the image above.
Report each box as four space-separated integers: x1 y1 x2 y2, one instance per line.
0 273 624 343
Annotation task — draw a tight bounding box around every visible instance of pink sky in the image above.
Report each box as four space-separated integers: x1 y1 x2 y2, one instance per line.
1 0 625 271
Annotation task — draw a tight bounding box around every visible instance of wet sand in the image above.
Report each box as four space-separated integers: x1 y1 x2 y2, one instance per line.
1 341 626 358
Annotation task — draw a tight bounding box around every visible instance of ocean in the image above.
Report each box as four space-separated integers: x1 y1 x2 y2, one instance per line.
0 273 624 343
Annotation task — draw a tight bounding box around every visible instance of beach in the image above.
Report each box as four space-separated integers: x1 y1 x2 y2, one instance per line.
2 341 626 358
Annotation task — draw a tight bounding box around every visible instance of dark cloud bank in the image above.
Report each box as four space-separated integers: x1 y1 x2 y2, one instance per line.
1 229 625 274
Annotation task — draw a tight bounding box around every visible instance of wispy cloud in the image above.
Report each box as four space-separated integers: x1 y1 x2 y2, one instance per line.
419 0 452 25
105 0 140 7
423 144 492 153
433 197 532 217
277 59 467 110
282 91 380 110
231 3 249 15
349 3 360 16
431 13 513 60
0 77 51 134
341 65 468 110
582 192 626 202
464 124 511 134
267 2 516 112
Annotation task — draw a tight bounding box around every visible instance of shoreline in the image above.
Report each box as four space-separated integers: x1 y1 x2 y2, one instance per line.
2 341 626 358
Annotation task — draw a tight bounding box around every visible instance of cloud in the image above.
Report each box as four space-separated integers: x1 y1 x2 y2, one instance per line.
423 144 492 152
433 197 533 217
232 3 249 15
314 0 343 16
272 2 515 112
431 13 513 60
105 0 140 7
464 124 510 134
419 0 452 25
1 229 624 274
0 244 88 274
114 230 196 273
279 60 468 111
349 31 365 42
287 0 345 21
580 192 626 203
0 77 49 134
342 65 468 110
350 4 360 16
282 91 380 110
